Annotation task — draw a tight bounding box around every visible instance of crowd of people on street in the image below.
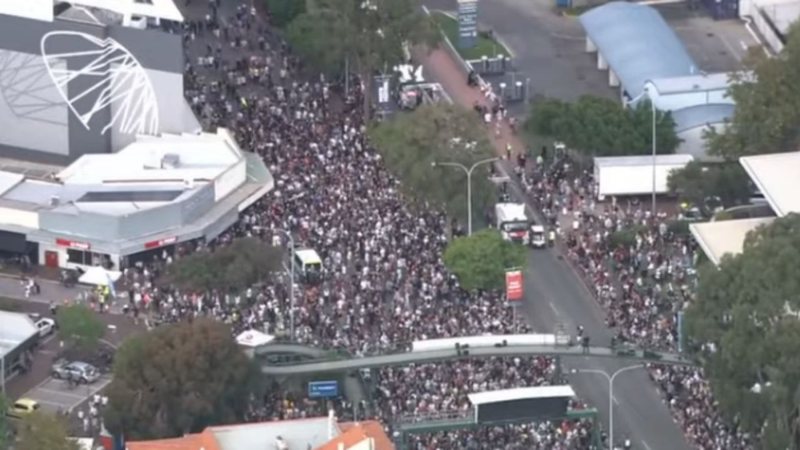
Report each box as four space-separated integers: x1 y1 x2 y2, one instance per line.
79 0 753 448
524 158 753 449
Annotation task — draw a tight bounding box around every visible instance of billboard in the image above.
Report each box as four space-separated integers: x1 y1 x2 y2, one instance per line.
505 269 523 302
308 380 339 399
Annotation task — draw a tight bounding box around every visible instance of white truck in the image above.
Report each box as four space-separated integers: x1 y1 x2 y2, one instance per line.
529 225 546 248
496 203 529 244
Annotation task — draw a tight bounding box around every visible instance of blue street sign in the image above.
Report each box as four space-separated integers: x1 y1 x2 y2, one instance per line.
308 380 339 399
457 0 478 50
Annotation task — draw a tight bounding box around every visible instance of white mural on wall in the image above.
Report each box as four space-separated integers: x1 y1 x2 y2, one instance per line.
40 31 160 136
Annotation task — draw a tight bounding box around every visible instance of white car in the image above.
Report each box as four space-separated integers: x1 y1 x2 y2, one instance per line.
35 317 56 338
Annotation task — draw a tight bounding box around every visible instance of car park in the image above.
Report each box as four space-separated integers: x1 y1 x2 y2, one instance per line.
51 361 100 384
7 398 39 418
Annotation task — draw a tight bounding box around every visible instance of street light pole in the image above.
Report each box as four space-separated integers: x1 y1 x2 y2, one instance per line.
276 229 295 341
573 364 642 449
432 157 499 235
650 91 657 217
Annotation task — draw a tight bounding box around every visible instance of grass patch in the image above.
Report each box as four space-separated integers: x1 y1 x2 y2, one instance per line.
431 11 509 60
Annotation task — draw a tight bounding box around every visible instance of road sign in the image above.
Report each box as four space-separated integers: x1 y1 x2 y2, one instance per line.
457 0 478 50
308 380 339 399
505 269 523 302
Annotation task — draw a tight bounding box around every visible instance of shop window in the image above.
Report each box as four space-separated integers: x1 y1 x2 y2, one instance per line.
67 249 110 266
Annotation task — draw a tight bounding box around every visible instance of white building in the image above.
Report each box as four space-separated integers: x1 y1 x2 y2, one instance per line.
740 0 800 54
0 129 273 270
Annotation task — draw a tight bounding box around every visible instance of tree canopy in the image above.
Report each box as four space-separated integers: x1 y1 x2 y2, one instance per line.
443 229 527 291
285 0 438 116
368 104 496 225
667 160 752 207
16 411 80 450
525 96 680 157
103 319 260 439
686 213 800 448
56 304 105 352
164 237 283 292
264 0 306 28
705 24 800 159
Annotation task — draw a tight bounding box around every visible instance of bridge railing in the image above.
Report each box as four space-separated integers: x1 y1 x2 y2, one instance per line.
396 408 475 425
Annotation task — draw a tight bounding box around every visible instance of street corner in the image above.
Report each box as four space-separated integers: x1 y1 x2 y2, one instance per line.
21 374 113 415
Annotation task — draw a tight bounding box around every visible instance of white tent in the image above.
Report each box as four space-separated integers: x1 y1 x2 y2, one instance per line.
236 330 275 348
78 266 122 286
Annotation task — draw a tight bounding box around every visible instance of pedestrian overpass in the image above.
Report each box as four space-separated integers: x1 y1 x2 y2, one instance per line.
255 333 695 375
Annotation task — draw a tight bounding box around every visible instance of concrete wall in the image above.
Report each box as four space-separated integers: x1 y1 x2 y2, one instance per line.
645 87 734 111
0 13 184 163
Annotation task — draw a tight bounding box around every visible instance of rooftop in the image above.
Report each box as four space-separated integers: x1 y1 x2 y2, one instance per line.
648 72 733 95
580 2 698 99
671 103 736 132
468 385 576 405
740 151 800 217
690 217 776 265
0 311 39 357
0 0 183 24
594 154 694 167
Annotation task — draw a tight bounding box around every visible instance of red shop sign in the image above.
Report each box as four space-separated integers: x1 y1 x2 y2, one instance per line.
505 270 524 302
144 236 177 250
55 238 90 251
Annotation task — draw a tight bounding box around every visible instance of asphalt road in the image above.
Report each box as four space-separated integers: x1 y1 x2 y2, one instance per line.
516 247 692 450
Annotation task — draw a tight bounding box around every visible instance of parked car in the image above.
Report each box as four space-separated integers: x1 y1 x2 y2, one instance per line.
34 317 56 338
7 398 39 418
51 361 100 384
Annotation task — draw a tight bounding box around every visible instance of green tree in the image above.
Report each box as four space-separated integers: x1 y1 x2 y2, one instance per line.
368 104 496 226
16 411 80 450
264 0 306 28
103 319 260 439
443 229 527 291
56 304 105 351
686 213 800 448
526 96 680 156
706 24 800 159
164 237 283 292
667 160 752 207
285 0 438 117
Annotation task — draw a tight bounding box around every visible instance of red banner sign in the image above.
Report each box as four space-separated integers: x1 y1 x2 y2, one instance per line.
55 238 90 251
144 236 177 250
505 270 523 302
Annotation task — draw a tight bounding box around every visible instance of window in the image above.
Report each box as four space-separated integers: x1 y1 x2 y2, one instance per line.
67 249 110 266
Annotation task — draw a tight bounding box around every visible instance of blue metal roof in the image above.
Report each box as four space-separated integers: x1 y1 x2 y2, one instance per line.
671 103 735 132
580 2 698 99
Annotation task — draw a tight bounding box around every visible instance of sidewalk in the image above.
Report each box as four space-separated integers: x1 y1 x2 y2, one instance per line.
0 272 127 314
415 46 527 159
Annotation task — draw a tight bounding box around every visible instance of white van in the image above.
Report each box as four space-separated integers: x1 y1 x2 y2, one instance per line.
293 248 322 282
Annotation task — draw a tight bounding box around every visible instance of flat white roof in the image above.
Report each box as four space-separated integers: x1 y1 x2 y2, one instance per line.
594 154 694 168
295 249 322 265
690 217 775 266
211 417 336 450
648 72 732 95
0 311 38 357
0 172 25 196
0 0 183 23
468 385 576 405
740 151 800 217
58 130 241 185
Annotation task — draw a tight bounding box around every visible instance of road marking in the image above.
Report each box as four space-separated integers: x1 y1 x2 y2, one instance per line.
35 387 86 400
641 440 653 450
719 34 742 61
66 378 113 411
612 395 621 406
548 302 561 317
25 398 70 408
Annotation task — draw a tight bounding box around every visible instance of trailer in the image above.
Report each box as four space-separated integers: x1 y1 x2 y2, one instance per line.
593 155 694 200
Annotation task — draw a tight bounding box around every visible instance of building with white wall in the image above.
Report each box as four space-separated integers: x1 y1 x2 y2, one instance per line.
579 2 741 160
740 0 800 54
0 129 273 270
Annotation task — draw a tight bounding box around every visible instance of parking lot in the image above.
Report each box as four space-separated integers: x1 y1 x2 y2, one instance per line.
22 374 112 414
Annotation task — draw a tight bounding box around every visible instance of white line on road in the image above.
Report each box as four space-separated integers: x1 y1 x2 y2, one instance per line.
24 398 69 408
35 387 86 400
548 301 561 317
641 440 653 450
612 395 621 406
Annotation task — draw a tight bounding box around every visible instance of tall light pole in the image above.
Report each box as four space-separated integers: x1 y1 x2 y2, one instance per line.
572 364 642 450
275 229 296 341
432 157 499 235
648 87 657 217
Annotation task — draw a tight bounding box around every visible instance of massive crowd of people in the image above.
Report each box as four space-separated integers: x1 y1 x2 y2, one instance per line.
523 159 753 449
108 0 753 448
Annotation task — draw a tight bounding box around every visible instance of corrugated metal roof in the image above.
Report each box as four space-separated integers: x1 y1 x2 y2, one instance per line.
579 2 697 99
740 151 800 217
671 103 735 132
649 72 732 95
594 154 694 168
